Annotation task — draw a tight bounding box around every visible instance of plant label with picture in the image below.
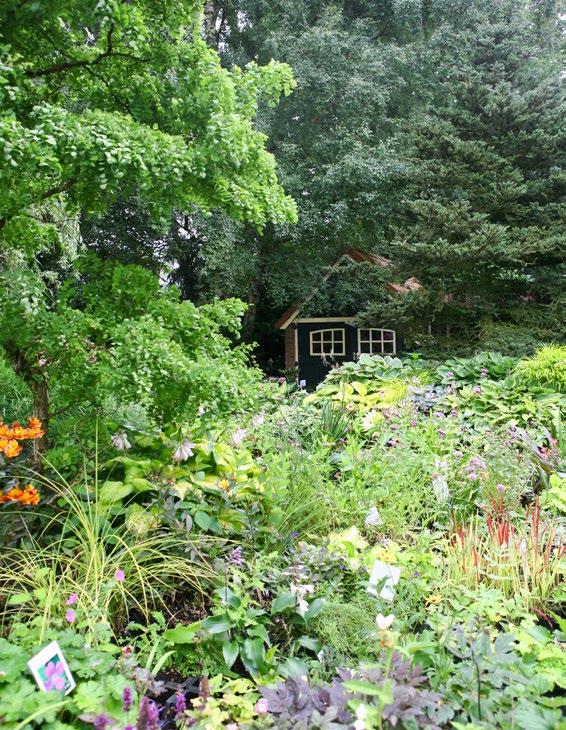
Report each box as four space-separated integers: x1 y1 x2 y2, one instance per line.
27 640 75 695
367 560 401 601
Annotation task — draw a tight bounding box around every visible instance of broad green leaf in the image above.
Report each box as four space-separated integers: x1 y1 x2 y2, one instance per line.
7 592 33 605
222 639 239 669
98 481 132 504
271 591 296 614
203 614 233 634
163 622 202 643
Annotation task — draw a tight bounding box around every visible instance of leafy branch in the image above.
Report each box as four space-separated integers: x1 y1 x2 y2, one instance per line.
24 26 147 79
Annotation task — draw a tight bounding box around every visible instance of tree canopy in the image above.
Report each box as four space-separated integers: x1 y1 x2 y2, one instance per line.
0 0 297 266
152 0 564 357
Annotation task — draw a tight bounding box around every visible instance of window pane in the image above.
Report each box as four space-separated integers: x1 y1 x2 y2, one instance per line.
360 342 371 353
333 329 344 342
383 331 394 341
312 332 322 342
383 341 395 352
323 331 333 342
359 329 370 341
323 342 333 353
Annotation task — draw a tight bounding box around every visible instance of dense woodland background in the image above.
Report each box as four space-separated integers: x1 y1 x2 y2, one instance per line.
1 0 564 386
84 0 565 363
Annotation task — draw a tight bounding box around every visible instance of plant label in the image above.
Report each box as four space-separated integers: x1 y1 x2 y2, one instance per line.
367 560 401 601
27 640 75 695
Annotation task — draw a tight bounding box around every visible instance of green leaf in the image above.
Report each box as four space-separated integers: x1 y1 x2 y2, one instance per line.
296 636 322 652
194 511 212 530
303 597 325 622
74 681 106 713
279 657 308 679
271 591 296 614
242 637 265 669
98 481 132 504
202 614 233 634
222 639 239 669
7 592 33 605
343 678 394 703
163 622 202 643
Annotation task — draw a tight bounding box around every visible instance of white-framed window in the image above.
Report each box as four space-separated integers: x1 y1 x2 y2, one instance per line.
309 328 346 356
357 328 396 355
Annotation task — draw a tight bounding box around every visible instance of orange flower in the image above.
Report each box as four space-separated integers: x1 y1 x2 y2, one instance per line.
3 440 22 458
19 484 41 505
0 484 40 506
0 417 44 454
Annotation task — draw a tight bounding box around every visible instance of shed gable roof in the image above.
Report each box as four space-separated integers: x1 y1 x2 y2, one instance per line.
275 247 421 329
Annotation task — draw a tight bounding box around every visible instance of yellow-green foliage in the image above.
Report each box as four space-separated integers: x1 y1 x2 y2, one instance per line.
305 379 408 412
516 345 566 393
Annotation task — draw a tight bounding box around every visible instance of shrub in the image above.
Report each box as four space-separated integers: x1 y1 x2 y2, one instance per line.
516 345 566 393
310 594 379 661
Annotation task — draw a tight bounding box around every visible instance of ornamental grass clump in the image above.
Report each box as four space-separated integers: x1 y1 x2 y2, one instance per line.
446 500 564 609
0 475 213 638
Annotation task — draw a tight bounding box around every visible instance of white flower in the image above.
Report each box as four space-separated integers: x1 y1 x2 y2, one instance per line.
111 432 131 450
251 412 265 428
197 404 206 416
173 440 196 463
361 410 379 431
297 596 309 616
354 704 368 729
317 650 325 663
290 583 315 616
365 506 382 526
230 427 247 447
375 613 395 630
432 457 450 502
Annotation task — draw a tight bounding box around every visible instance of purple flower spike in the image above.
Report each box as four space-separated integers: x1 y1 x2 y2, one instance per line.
175 692 187 720
122 686 133 713
93 715 110 730
227 546 244 568
137 696 160 730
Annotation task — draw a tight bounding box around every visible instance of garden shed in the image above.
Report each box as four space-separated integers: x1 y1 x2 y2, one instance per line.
275 247 421 386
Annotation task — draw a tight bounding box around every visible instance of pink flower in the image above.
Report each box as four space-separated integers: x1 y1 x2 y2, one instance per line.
65 593 78 606
65 609 76 623
255 698 269 714
114 569 125 582
44 660 66 691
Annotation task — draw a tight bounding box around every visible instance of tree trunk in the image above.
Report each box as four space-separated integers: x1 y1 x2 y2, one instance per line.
242 280 262 342
6 345 50 460
30 376 50 459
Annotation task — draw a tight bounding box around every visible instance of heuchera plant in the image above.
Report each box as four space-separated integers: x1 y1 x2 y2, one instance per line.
260 653 444 729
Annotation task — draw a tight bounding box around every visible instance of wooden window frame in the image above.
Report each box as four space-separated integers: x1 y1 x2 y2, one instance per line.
309 328 346 357
357 328 396 355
